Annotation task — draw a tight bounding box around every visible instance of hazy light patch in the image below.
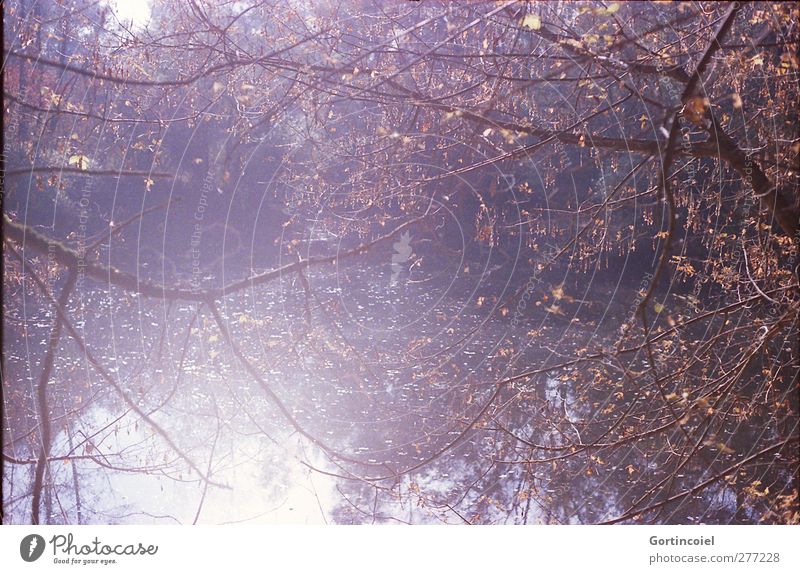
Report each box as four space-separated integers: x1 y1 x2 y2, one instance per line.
106 0 152 28
9 407 336 525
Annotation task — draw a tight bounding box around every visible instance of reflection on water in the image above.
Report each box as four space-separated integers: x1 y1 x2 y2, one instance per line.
10 404 336 524
5 247 541 524
4 235 784 526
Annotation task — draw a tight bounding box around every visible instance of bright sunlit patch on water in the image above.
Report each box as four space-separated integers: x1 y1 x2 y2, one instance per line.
26 407 336 525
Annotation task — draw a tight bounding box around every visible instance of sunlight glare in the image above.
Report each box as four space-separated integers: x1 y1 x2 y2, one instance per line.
107 0 152 28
